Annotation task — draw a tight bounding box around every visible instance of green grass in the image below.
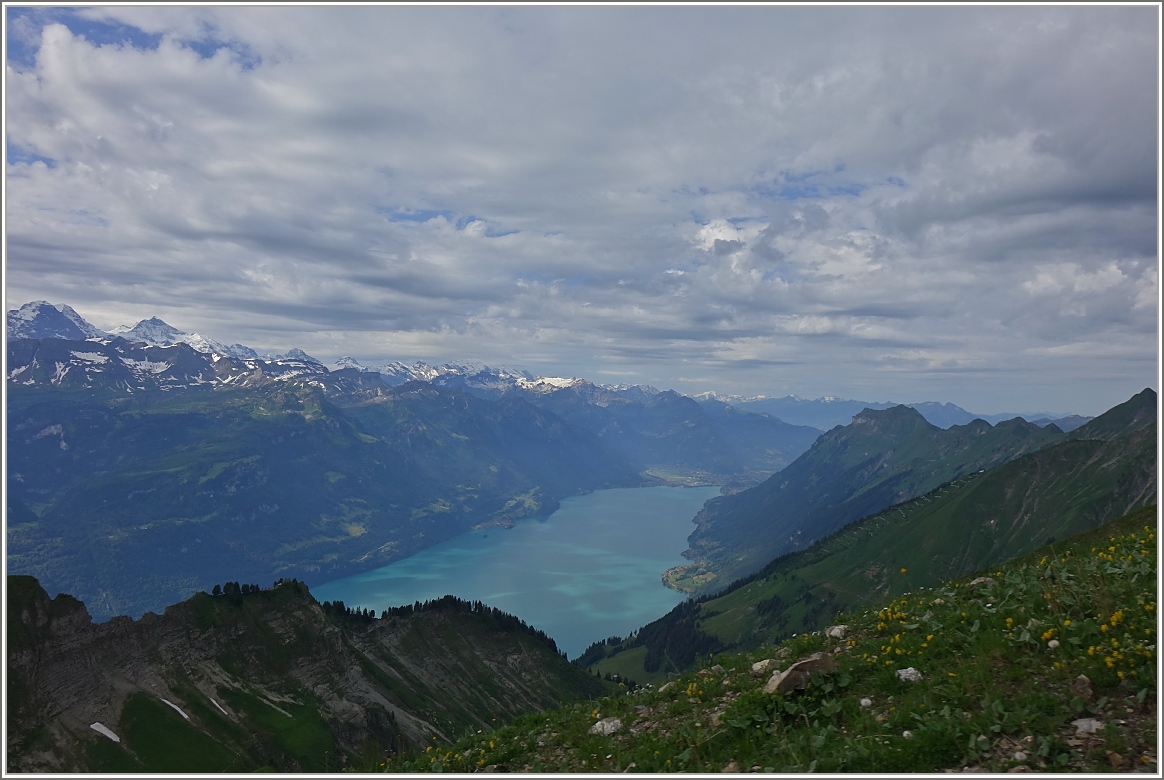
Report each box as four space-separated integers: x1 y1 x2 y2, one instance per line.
218 686 337 771
388 506 1157 773
118 692 241 772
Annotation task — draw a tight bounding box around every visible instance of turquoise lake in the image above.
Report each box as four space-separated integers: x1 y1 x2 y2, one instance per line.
311 485 720 659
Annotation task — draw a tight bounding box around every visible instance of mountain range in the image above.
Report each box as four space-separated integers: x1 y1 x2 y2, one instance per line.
8 300 1089 430
1 300 1128 625
698 392 1089 432
6 311 819 620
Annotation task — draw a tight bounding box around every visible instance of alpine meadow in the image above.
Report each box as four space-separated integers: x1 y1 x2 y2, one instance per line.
4 5 1159 774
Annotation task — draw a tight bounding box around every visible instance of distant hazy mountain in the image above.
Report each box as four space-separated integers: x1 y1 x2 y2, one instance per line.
704 393 1075 430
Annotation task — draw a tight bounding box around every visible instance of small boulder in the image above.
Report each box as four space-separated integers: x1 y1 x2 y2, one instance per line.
1071 717 1102 735
825 624 848 639
896 667 923 682
764 652 839 694
710 664 726 674
658 681 675 693
751 659 774 675
968 576 996 588
722 761 741 773
589 717 622 736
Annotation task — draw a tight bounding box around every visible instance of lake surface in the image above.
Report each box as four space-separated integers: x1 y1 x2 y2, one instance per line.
311 485 719 659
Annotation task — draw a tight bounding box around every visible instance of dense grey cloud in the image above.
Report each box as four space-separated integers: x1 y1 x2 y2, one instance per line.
4 6 1158 415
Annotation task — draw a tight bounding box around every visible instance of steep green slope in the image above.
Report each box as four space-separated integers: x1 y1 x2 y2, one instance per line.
5 577 608 773
676 404 1067 593
585 395 1156 682
394 507 1158 773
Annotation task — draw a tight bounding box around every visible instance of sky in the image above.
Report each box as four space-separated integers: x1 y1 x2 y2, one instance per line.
4 5 1160 416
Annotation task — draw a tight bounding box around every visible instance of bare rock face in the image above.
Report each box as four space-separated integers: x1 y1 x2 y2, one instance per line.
763 652 839 695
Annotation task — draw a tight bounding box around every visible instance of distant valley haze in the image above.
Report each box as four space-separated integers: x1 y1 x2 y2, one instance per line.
4 5 1158 418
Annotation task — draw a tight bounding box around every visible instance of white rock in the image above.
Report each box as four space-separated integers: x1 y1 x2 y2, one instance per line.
1047 639 1060 649
902 730 913 739
859 697 872 708
589 717 622 736
825 624 848 639
1071 717 1102 735
751 659 774 675
1013 751 1028 761
896 667 923 682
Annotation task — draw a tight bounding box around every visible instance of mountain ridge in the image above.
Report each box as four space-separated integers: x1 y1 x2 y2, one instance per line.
672 401 1072 592
5 575 607 772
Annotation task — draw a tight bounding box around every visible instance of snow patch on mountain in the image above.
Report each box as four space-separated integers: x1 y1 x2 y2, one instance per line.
517 376 584 392
70 351 109 364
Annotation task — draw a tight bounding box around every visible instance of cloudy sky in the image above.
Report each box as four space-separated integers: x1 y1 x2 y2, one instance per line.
5 6 1159 415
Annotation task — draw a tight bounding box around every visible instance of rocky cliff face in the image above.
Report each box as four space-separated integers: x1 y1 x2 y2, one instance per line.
6 577 605 772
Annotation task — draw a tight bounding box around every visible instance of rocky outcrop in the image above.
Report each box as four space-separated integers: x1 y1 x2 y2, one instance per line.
5 576 604 772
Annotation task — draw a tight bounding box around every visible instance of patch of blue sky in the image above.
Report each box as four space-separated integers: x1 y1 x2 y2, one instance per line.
71 210 110 228
7 141 56 168
752 166 869 202
179 37 262 70
825 182 866 197
376 206 455 223
454 214 517 237
6 8 259 71
43 208 110 228
7 8 162 65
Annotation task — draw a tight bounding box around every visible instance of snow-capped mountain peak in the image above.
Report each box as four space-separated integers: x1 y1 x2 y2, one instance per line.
6 301 104 341
117 317 187 346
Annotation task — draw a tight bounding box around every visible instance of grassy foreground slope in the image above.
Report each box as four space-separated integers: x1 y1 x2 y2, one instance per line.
393 506 1157 773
